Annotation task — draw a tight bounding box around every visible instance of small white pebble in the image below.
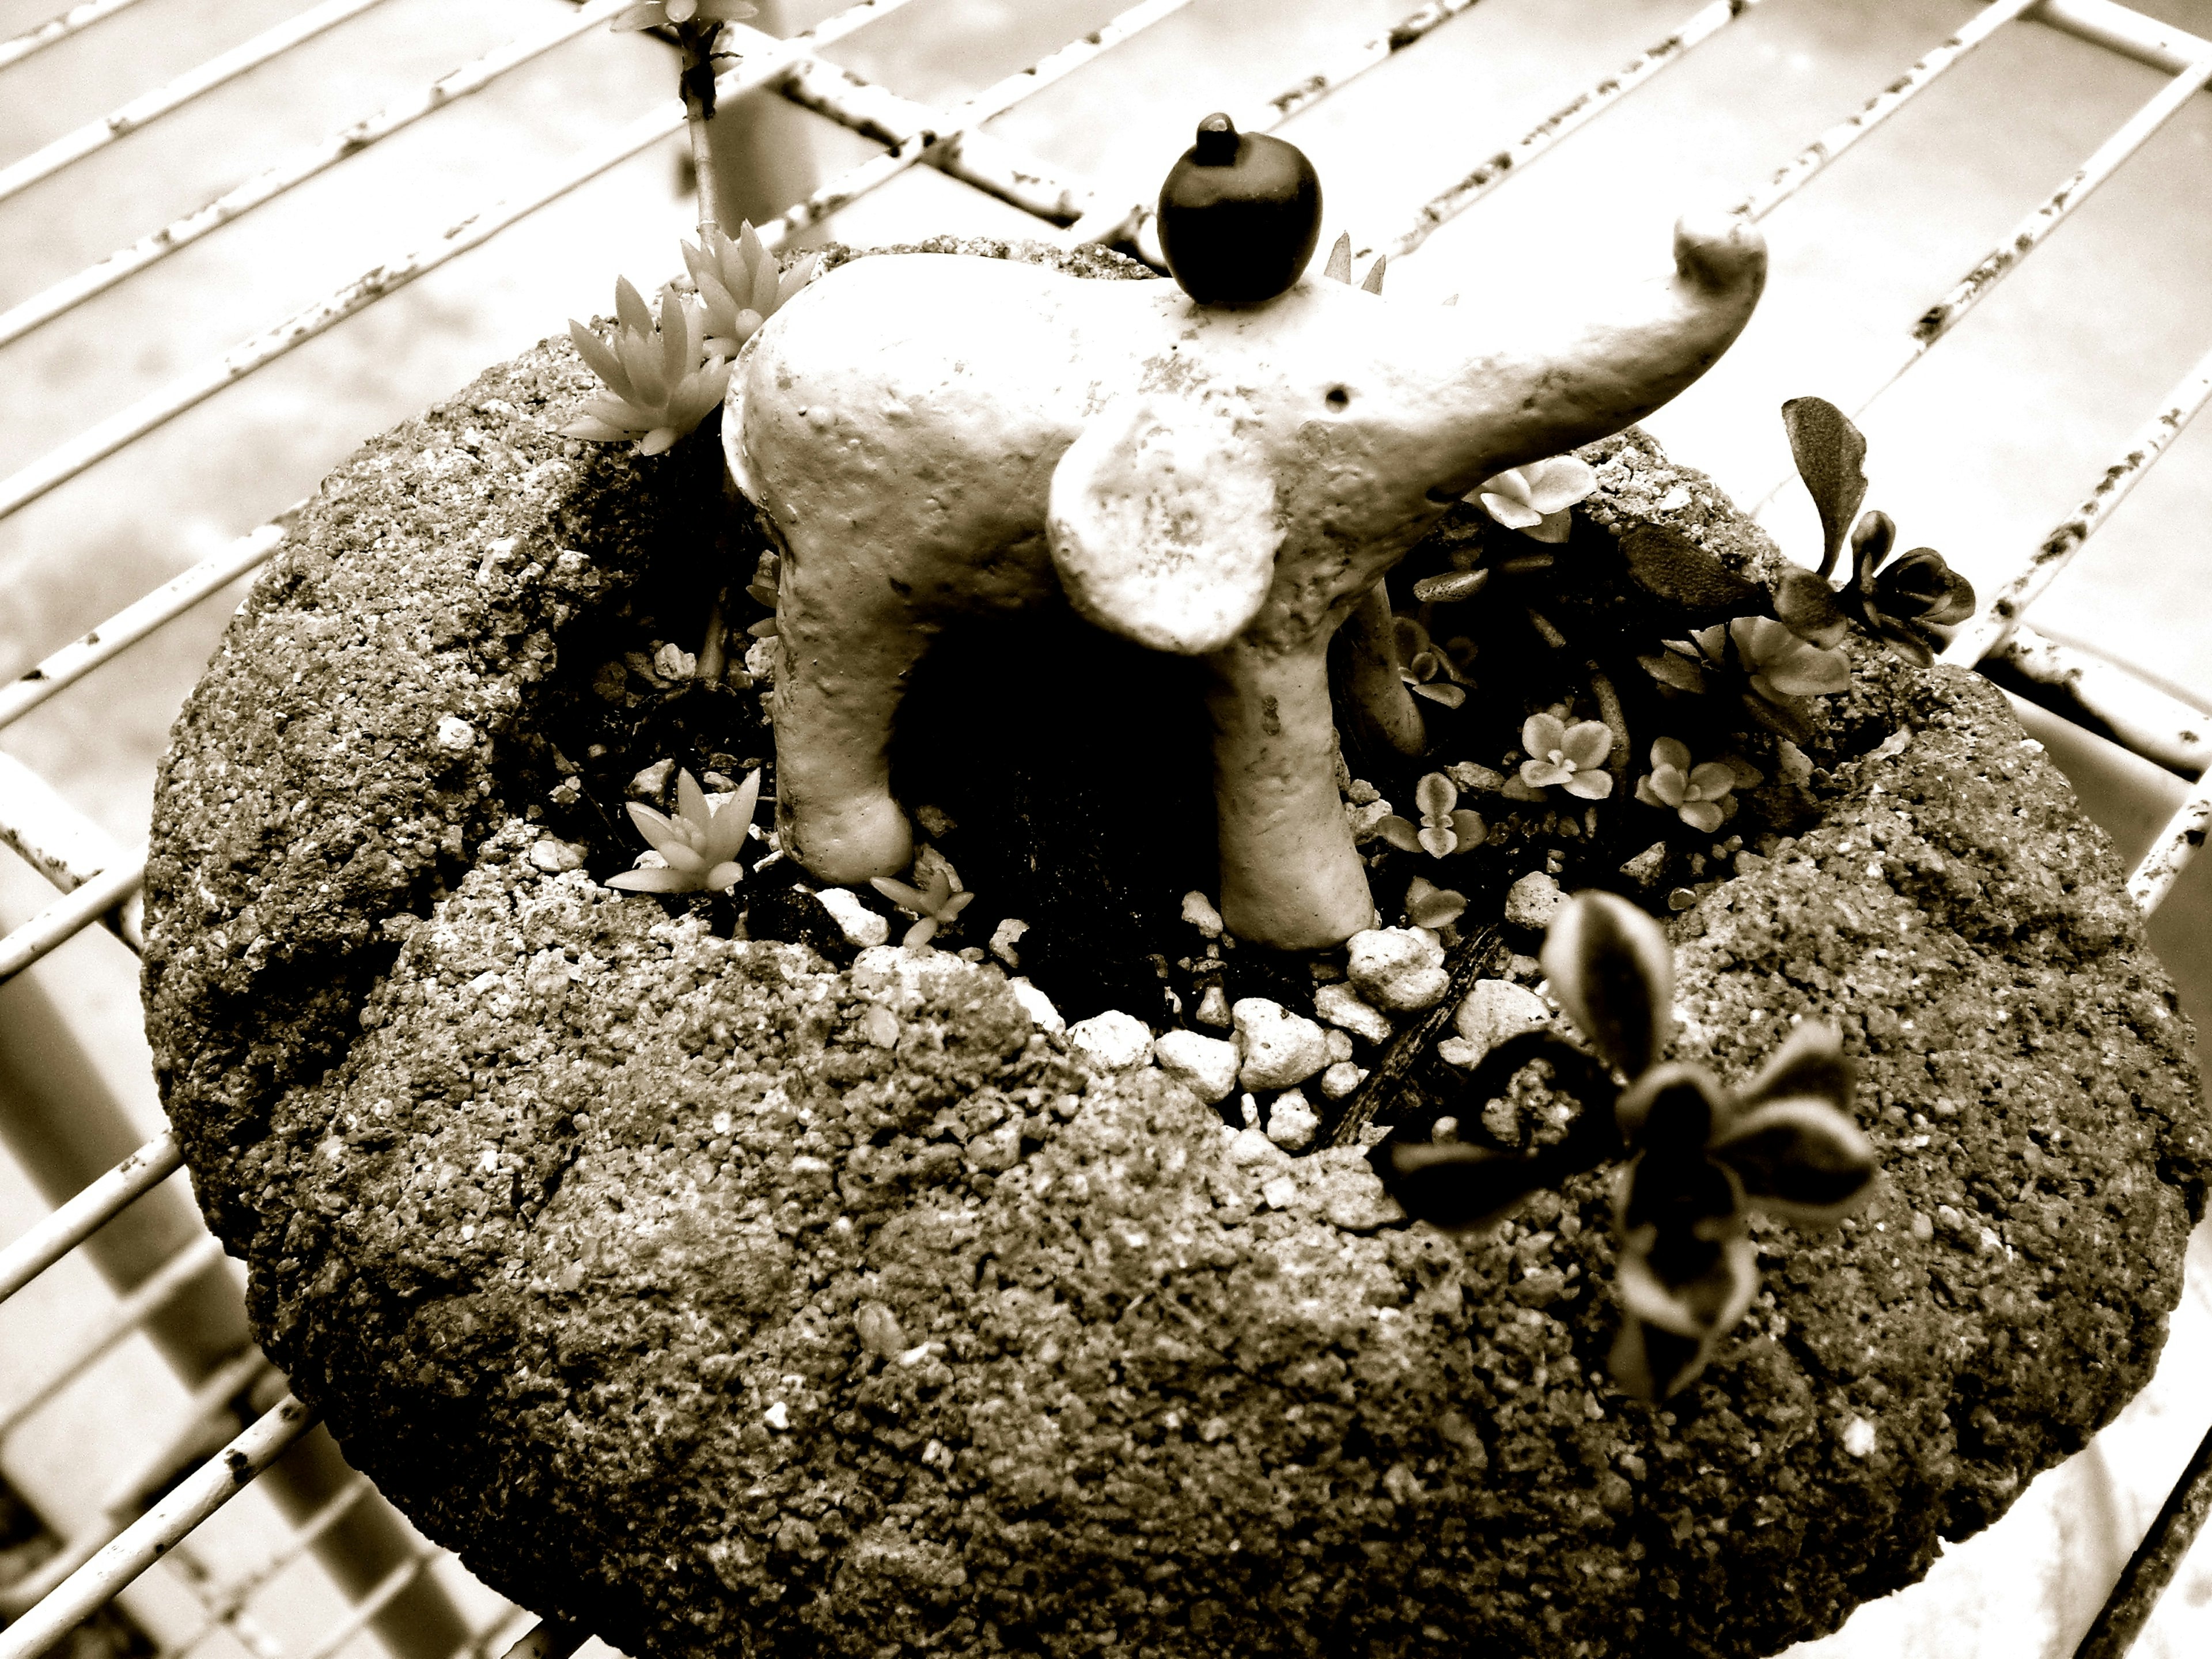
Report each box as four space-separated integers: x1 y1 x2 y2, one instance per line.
528 838 583 873
1180 891 1225 938
1319 1061 1364 1100
629 757 675 797
1841 1416 1876 1459
1266 1089 1320 1152
435 715 476 753
1008 977 1063 1034
1262 1174 1300 1210
990 916 1029 969
653 642 696 680
817 887 891 949
764 1401 790 1431
1194 986 1232 1028
1069 1009 1155 1071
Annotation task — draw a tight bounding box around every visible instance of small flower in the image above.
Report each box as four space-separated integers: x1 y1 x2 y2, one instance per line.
1635 738 1760 833
1518 713 1615 800
610 0 756 31
563 279 729 456
609 767 762 893
1472 455 1598 544
1377 772 1486 859
870 866 975 949
1640 618 1849 744
1393 616 1476 708
681 221 821 359
1403 875 1468 930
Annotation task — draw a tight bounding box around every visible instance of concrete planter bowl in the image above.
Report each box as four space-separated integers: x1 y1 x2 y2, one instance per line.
143 249 2206 1659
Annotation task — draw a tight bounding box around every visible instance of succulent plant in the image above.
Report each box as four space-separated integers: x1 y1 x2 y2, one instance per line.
682 221 821 359
1471 455 1598 544
1376 772 1486 859
1542 896 1878 1398
870 866 975 949
1635 738 1760 833
1775 397 1975 666
1403 874 1468 931
1379 892 1879 1401
1639 616 1849 744
610 766 763 893
1392 615 1476 707
563 279 729 456
1518 711 1615 801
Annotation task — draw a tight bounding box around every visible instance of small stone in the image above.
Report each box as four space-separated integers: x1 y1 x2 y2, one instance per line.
1345 778 1380 805
528 838 584 873
1451 980 1552 1066
653 642 697 680
1620 841 1668 889
1735 850 1768 876
989 916 1028 969
1347 800 1397 843
1266 1089 1320 1152
1344 929 1449 1013
912 844 961 894
744 638 778 682
1180 891 1225 938
1068 1010 1154 1071
1911 1211 1934 1243
1240 1093 1260 1127
1437 1038 1479 1068
1262 1174 1301 1210
1007 977 1063 1034
1666 887 1699 912
1447 761 1505 794
1233 998 1331 1090
858 1005 900 1049
1228 1127 1289 1169
764 1401 790 1431
1482 1096 1521 1142
1194 986 1232 1028
1153 1030 1240 1103
967 1119 1020 1173
1315 982 1394 1045
1840 1416 1877 1459
817 887 891 948
855 1301 906 1357
435 715 476 753
1323 1028 1354 1065
914 803 956 838
628 757 675 797
1315 1157 1404 1231
1320 1061 1364 1100
1503 871 1563 929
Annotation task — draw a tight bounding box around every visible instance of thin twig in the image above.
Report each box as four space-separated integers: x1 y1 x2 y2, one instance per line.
1328 925 1503 1149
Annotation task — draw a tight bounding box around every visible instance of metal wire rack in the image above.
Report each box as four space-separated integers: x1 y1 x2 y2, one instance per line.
2 2 2210 1656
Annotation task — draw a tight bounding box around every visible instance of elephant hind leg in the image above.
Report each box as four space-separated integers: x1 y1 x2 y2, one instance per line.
769 590 926 887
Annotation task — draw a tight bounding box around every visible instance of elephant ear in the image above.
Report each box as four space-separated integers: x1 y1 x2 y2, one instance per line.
1047 394 1282 655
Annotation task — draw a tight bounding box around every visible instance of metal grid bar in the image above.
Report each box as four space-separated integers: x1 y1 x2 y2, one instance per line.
0 1130 182 1304
0 1397 320 1659
0 0 633 351
1389 0 1760 257
1992 625 2210 779
0 0 400 207
0 1232 226 1440
161 1475 374 1659
3 3 2211 1657
0 750 144 945
0 0 155 74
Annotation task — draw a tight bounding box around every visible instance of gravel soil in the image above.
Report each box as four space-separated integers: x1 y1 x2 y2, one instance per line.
144 244 2207 1659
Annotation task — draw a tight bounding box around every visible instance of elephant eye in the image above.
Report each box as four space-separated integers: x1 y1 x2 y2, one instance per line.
1324 386 1351 411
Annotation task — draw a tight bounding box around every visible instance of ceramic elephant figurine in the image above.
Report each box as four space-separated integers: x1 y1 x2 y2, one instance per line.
724 214 1766 950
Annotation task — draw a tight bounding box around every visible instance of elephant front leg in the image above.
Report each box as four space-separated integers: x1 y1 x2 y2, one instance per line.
1205 637 1376 950
769 590 927 888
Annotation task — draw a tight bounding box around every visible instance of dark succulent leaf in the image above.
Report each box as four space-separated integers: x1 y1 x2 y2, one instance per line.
1377 1142 1551 1236
1782 396 1869 579
1875 548 1976 624
1615 1064 1721 1153
1537 892 1675 1077
1865 612 1936 667
1848 509 1896 581
1412 568 1490 604
1450 1030 1623 1157
1713 1100 1880 1225
1740 1021 1852 1113
1618 1141 1738 1243
1611 1318 1713 1403
1639 650 1709 694
1772 566 1850 649
1740 688 1816 746
1619 524 1763 613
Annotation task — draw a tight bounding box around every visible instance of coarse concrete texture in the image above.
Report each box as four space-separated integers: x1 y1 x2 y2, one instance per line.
6 1 2212 1656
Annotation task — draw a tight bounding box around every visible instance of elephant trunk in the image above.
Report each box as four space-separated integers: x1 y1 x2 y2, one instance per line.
1433 211 1767 494
1205 635 1376 950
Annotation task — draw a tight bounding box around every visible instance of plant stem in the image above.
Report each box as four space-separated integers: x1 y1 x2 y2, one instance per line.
679 25 722 238
699 592 730 683
1336 578 1427 760
1588 662 1631 790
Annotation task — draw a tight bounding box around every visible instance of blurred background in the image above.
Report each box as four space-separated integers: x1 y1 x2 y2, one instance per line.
3 2 2211 1657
